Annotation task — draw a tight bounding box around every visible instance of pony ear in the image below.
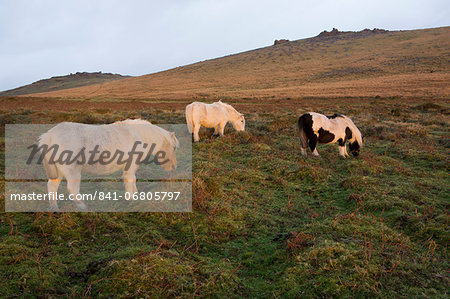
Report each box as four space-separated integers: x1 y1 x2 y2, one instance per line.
170 132 180 148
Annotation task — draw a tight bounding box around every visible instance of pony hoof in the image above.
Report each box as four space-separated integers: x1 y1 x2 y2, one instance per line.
75 203 88 212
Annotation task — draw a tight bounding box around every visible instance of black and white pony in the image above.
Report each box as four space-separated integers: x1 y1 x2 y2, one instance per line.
298 112 363 158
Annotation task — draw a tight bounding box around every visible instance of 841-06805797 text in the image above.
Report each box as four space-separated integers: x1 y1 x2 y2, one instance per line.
9 191 182 202
99 191 181 201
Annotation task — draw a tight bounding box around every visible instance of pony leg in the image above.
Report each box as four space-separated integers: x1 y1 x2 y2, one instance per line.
123 172 137 195
219 121 226 136
213 125 219 136
309 136 320 156
193 124 200 142
66 174 87 211
47 175 62 211
338 138 350 158
339 146 347 158
300 148 307 156
312 148 320 156
343 145 350 158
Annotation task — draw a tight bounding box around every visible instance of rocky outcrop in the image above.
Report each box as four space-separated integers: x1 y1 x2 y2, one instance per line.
317 28 388 38
274 39 289 45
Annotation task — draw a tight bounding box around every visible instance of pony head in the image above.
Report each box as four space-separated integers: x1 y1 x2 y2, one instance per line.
232 113 245 131
161 131 179 171
120 120 180 171
348 129 363 156
349 140 361 156
341 116 363 157
217 100 245 132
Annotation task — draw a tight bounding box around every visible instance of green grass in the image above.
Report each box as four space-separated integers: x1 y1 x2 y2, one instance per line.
0 99 448 297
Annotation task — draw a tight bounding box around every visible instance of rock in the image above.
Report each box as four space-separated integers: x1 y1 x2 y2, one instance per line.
274 39 289 45
317 28 388 38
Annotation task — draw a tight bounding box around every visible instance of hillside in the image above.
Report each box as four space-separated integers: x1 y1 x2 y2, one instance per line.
26 26 450 100
0 72 130 96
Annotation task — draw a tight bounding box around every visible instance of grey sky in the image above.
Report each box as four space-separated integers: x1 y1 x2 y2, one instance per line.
0 0 448 91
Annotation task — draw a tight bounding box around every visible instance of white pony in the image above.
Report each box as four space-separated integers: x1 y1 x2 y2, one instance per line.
185 100 245 142
38 119 179 211
298 112 363 158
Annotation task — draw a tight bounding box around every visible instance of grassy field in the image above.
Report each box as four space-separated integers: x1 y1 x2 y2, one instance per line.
0 97 448 297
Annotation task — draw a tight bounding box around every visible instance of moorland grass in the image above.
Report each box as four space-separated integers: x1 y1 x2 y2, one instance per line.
0 99 448 297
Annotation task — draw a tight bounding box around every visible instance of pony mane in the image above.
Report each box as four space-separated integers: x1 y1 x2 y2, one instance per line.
170 133 180 149
216 100 240 115
113 119 152 126
114 118 179 149
342 116 363 147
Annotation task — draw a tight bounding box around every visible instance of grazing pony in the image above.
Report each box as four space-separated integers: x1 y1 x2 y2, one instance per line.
298 112 363 158
185 100 245 142
38 119 179 211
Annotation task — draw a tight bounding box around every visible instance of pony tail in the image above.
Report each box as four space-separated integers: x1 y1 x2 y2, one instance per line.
298 117 308 149
346 118 363 147
185 105 193 133
39 133 59 180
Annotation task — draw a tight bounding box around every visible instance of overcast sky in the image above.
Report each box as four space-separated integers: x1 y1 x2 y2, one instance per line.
0 0 448 91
